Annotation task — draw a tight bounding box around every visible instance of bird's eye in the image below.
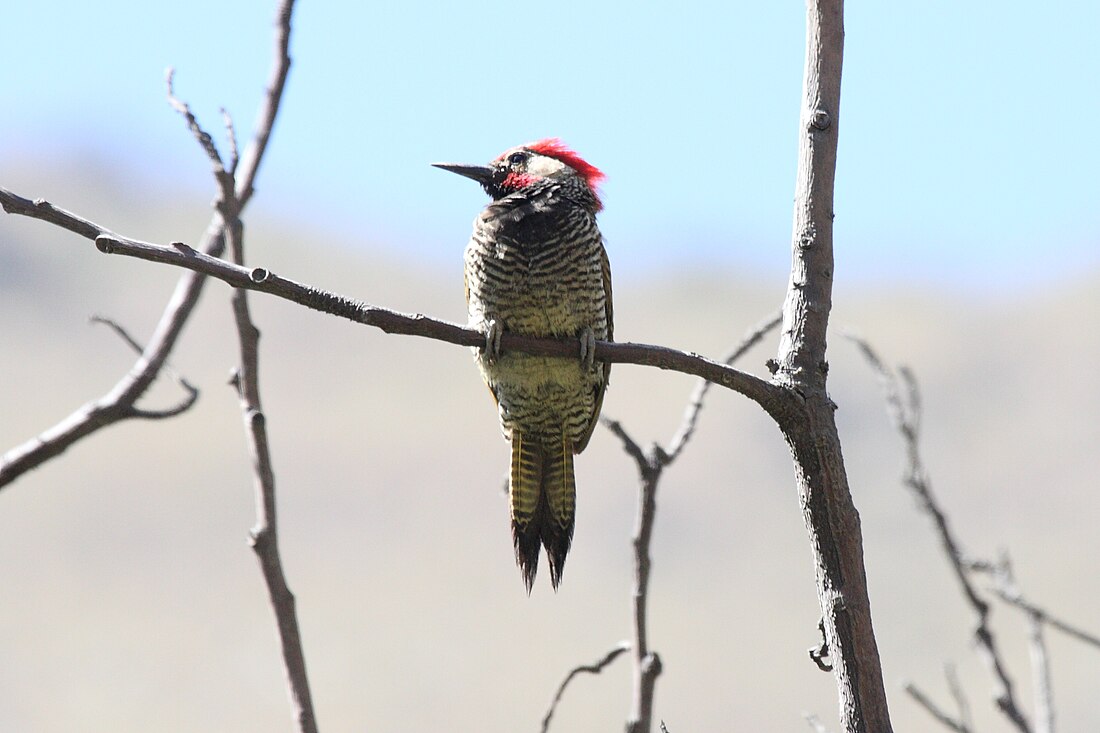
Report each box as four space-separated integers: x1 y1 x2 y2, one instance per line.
507 151 527 166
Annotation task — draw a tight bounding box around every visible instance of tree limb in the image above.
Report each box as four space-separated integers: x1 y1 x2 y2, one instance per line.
850 335 1029 732
0 187 791 418
770 2 893 730
164 2 317 731
0 0 297 492
593 315 782 733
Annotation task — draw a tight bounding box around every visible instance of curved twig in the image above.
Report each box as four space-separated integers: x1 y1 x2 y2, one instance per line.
89 315 200 419
540 642 630 733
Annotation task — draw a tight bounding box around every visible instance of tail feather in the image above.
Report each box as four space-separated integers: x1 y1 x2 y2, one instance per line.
509 432 577 592
541 433 576 589
510 433 544 593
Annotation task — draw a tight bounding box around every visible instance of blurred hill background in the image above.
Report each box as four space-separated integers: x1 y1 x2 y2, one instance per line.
3 1 1100 730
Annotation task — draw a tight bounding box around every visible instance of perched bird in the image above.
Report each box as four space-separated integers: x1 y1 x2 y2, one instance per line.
433 139 613 592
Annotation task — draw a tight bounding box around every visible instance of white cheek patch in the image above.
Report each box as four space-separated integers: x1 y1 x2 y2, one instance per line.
525 155 567 178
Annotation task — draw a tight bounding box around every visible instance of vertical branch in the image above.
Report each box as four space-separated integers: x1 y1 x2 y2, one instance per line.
589 316 780 733
852 337 1031 732
771 1 893 731
602 420 664 733
220 5 316 730
1028 613 1054 733
172 1 315 730
224 201 316 733
628 455 663 733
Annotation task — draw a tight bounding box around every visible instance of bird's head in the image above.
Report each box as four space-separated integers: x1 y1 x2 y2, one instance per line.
433 139 605 211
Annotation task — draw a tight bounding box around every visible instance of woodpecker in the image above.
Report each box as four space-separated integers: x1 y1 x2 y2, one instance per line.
433 139 612 592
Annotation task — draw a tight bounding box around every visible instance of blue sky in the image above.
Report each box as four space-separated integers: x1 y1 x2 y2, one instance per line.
3 2 1097 292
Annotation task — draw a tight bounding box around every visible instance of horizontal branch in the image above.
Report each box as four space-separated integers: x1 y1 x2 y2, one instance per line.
0 186 793 416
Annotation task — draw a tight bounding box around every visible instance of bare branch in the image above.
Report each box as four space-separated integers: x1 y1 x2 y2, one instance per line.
165 67 230 188
599 316 776 733
89 315 199 419
768 2 893 730
945 664 973 733
0 214 227 488
165 3 316 731
904 682 970 733
664 311 782 463
540 642 630 733
235 0 294 207
601 418 650 473
625 451 663 733
221 107 240 174
0 188 791 418
851 335 1029 732
1028 612 1054 733
0 0 297 492
971 555 1059 733
969 556 1100 652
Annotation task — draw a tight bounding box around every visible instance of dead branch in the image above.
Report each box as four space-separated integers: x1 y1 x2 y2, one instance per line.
88 315 199 419
539 642 630 733
0 0 297 492
594 315 781 733
945 664 973 733
977 565 1100 651
850 335 1030 731
162 2 317 731
0 187 791 418
665 311 782 462
904 682 970 733
767 2 894 730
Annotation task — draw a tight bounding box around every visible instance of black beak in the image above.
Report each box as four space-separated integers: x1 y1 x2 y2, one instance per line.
431 162 494 185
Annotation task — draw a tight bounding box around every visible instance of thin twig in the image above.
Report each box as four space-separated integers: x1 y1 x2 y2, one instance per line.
601 419 649 470
850 334 1030 732
665 311 782 463
540 642 630 733
1028 611 1054 733
89 315 199 419
165 67 231 190
945 663 973 733
973 555 1058 733
905 683 970 733
968 558 1100 651
804 713 832 733
221 108 240 174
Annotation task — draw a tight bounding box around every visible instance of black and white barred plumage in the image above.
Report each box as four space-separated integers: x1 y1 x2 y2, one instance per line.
435 140 612 591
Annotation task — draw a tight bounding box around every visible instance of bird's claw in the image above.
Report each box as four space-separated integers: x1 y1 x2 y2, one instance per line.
484 319 504 363
578 326 597 372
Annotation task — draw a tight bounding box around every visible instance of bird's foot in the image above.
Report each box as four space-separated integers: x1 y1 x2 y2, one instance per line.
578 326 597 372
484 319 504 363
